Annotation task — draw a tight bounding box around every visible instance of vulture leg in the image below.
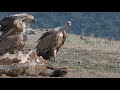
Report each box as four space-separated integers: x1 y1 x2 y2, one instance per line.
49 49 57 62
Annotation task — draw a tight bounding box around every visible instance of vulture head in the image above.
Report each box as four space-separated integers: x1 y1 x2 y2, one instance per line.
9 13 37 23
20 14 37 33
67 21 72 26
27 29 36 35
22 15 37 23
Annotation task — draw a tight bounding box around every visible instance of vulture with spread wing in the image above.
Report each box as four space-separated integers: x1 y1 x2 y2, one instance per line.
0 13 36 55
36 21 72 61
0 13 36 37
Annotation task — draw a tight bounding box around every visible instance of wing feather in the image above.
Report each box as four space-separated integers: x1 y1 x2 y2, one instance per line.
37 30 58 52
0 13 33 37
0 35 24 54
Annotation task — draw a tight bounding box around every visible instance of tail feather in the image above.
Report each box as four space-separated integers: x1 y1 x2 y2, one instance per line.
36 50 50 60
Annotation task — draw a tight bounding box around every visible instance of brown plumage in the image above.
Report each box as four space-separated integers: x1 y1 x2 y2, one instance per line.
36 21 72 61
0 13 36 37
0 29 36 55
0 33 25 54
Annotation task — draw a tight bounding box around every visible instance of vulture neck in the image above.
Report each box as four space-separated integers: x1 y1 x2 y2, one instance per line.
22 21 32 42
22 21 31 32
58 24 70 32
22 30 30 42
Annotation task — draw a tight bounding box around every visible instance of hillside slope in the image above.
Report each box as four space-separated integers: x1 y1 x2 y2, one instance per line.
1 12 120 40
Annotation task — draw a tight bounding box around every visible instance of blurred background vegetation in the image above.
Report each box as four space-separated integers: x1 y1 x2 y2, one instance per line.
0 12 120 40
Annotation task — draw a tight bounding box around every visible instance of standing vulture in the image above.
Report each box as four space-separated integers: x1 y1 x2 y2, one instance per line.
36 21 72 61
0 13 36 37
0 28 36 55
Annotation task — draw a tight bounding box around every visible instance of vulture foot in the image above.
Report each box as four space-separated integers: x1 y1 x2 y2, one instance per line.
50 57 56 62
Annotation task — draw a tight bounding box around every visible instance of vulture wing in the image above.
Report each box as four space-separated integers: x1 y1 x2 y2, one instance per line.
0 13 34 37
37 30 58 52
0 35 24 54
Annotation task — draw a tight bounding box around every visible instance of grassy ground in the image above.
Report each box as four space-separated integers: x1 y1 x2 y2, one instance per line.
5 29 120 78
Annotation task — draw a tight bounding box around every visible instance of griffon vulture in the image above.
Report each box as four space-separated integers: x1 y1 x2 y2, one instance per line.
0 29 36 55
36 21 72 61
0 13 36 37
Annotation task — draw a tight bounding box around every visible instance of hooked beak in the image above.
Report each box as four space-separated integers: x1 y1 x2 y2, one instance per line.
33 19 37 22
29 30 36 35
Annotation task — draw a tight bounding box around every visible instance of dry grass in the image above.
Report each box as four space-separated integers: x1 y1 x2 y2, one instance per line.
11 29 120 78
66 33 120 53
